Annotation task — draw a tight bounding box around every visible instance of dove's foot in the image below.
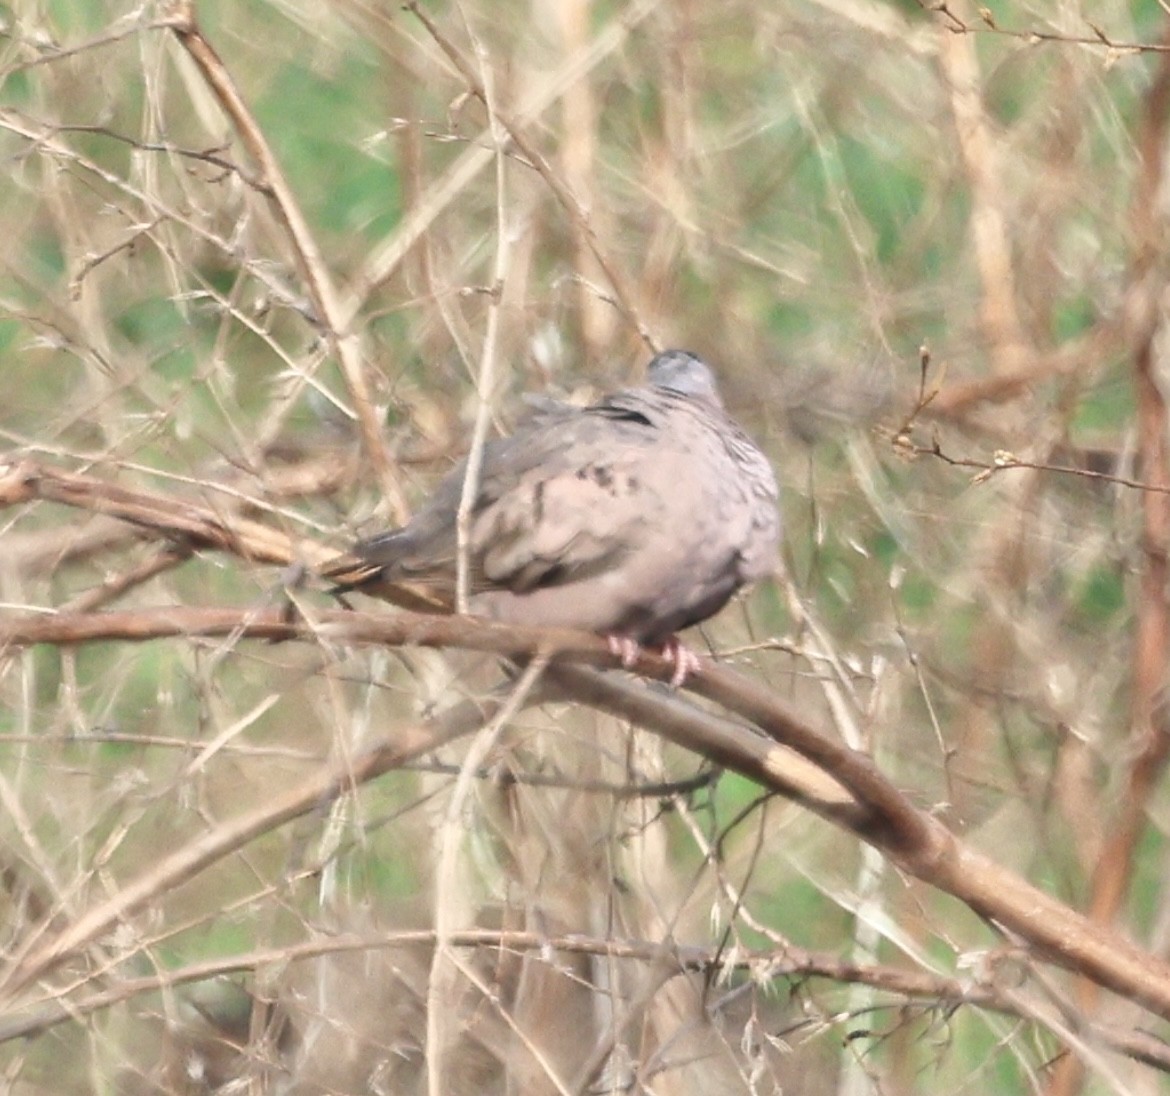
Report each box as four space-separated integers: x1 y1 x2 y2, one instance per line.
660 636 703 687
607 634 642 669
606 634 701 687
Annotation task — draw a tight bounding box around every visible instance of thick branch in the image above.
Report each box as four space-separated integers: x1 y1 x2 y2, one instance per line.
5 606 1170 1023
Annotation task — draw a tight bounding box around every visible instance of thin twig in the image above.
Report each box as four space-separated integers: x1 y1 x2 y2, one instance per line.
0 687 517 1003
161 0 410 524
1048 29 1170 1096
940 27 1027 375
906 438 1170 495
455 40 511 614
427 655 550 1096
406 1 658 353
345 0 662 324
918 3 1170 54
5 605 1170 1023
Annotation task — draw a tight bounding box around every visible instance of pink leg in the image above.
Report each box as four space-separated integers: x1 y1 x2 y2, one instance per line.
607 634 642 668
660 636 703 687
607 634 701 686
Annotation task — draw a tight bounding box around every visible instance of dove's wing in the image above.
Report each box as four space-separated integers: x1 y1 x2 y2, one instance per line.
327 350 780 643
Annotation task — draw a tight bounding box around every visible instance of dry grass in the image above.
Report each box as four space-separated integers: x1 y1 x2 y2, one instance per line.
2 1 1170 1093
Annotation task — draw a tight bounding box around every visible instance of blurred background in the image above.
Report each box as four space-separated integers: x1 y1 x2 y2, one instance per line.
0 0 1167 1092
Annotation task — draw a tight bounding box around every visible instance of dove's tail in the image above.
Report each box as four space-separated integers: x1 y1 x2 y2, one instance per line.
319 529 410 591
320 530 453 614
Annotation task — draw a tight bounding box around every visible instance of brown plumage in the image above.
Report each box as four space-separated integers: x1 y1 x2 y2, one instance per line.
325 350 780 658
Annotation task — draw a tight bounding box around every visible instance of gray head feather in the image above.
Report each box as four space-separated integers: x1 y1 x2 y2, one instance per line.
646 349 723 408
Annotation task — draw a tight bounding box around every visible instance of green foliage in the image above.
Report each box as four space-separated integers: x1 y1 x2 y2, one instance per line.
1073 373 1133 432
838 136 927 266
1075 563 1125 625
256 52 403 240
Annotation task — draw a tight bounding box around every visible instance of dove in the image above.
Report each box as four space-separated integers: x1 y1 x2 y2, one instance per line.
326 350 779 682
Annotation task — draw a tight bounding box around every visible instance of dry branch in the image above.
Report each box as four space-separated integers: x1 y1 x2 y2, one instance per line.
1047 28 1170 1096
5 2 1170 1087
5 923 1170 1071
4 605 1170 1028
344 0 661 321
1084 18 1170 935
0 681 505 1002
406 0 658 353
0 457 327 568
0 927 991 1044
161 0 409 523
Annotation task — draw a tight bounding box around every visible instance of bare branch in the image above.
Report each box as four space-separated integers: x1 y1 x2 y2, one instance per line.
5 606 1170 1025
161 0 410 523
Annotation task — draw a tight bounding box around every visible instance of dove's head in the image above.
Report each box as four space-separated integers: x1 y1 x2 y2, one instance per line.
646 350 724 408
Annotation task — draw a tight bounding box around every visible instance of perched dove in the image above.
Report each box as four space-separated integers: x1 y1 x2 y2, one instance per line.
326 350 779 680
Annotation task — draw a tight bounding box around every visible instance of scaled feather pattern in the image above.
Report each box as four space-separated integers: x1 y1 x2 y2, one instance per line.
326 350 780 649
